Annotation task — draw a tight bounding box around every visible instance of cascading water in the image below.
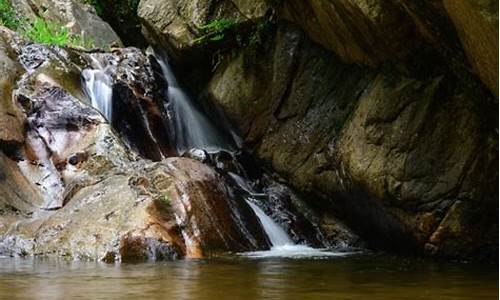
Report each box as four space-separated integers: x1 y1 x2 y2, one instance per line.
244 198 351 258
246 201 293 247
82 57 113 122
228 172 350 258
154 52 232 154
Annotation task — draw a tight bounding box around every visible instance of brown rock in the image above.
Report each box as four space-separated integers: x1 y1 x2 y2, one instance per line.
443 0 499 96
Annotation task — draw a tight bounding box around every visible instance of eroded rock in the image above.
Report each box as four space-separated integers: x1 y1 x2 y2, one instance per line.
204 23 498 261
0 30 272 261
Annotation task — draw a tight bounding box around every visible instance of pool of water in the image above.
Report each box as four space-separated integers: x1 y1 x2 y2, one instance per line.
0 253 497 300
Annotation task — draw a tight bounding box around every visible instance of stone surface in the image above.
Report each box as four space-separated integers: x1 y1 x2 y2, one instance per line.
279 0 498 97
280 0 416 66
204 23 498 261
0 28 24 148
443 0 499 96
0 31 272 261
11 0 122 49
138 0 271 65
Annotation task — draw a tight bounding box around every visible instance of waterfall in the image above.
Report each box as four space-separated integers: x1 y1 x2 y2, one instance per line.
244 198 349 258
230 173 349 258
82 58 113 122
154 53 232 154
246 201 293 247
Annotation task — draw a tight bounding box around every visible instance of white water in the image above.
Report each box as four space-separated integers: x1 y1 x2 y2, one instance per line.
82 58 113 122
246 201 293 247
154 54 231 154
244 199 352 258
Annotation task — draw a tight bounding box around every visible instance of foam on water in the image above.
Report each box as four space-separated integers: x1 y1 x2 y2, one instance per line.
241 244 355 259
244 198 355 258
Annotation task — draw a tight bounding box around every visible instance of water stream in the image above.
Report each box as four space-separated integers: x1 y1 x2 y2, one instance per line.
151 53 345 258
154 53 232 154
82 57 113 122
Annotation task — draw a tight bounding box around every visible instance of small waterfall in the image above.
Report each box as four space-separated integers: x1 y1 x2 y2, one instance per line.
231 173 350 258
82 59 113 122
154 53 231 154
246 201 293 247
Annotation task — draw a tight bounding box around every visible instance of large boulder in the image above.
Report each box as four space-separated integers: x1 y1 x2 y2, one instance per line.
204 23 498 261
280 0 417 66
442 0 499 96
137 0 271 76
11 0 122 49
280 0 498 96
0 28 24 149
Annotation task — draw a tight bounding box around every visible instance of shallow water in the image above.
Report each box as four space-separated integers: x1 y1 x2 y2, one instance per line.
0 254 497 300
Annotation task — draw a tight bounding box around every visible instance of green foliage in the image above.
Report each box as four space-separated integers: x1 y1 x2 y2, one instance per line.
0 0 20 30
1 0 93 48
23 18 94 48
194 18 238 45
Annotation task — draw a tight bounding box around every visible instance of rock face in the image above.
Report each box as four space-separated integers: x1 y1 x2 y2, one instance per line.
203 20 498 261
0 28 273 261
137 0 272 86
138 0 270 60
442 0 499 95
11 0 122 49
280 0 416 66
0 29 24 149
280 0 499 96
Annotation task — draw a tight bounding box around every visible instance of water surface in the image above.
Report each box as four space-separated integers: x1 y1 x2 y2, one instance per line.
0 254 497 300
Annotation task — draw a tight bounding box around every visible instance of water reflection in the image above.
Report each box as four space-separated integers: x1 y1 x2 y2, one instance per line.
0 254 497 300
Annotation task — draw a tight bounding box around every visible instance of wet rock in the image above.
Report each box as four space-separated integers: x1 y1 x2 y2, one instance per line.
155 158 270 257
87 48 176 160
204 23 498 261
0 32 270 261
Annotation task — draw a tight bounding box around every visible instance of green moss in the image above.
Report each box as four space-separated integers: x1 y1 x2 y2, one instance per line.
0 0 20 30
156 195 171 207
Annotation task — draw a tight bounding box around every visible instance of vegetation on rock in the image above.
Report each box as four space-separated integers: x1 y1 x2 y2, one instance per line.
0 0 20 29
1 0 93 48
24 18 94 48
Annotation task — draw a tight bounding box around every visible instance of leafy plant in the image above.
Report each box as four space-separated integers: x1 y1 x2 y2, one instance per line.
194 18 238 45
0 0 20 30
23 18 94 48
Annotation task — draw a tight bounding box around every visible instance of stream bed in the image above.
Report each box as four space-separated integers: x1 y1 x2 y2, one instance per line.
0 253 497 300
